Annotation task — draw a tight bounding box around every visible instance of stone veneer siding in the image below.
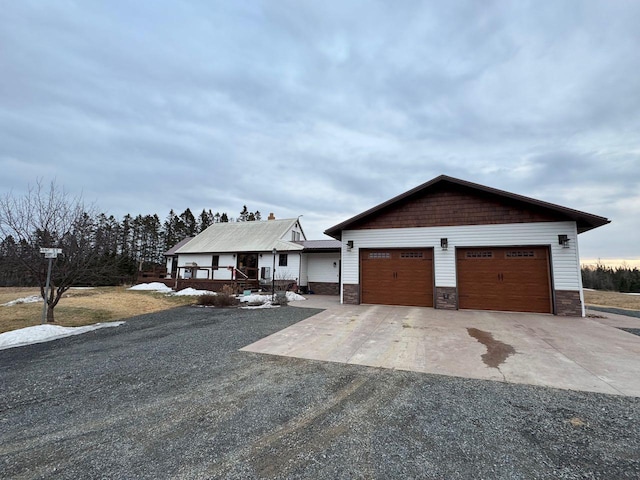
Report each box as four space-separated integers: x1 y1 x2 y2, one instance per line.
343 284 360 304
435 286 457 310
555 290 582 316
308 282 339 295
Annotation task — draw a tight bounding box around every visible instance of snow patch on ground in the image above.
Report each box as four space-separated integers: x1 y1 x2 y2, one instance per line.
0 322 126 350
128 283 308 300
128 282 174 293
286 292 306 302
239 294 269 303
1 295 43 307
128 283 219 296
241 302 280 310
173 288 215 296
238 291 306 305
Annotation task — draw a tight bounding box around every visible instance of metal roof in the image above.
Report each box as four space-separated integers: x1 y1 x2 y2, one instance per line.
163 237 194 256
325 175 610 238
176 218 304 254
294 239 342 251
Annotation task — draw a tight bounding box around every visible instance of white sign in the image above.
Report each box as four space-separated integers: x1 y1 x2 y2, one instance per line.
44 252 58 258
40 248 63 254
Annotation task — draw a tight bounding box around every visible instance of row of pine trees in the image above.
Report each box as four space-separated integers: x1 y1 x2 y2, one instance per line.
581 263 640 293
0 206 261 287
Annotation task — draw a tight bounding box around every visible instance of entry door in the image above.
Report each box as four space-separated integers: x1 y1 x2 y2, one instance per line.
237 253 258 279
360 249 434 307
457 247 552 313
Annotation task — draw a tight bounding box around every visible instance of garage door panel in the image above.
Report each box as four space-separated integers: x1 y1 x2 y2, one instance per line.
361 249 433 307
457 247 552 314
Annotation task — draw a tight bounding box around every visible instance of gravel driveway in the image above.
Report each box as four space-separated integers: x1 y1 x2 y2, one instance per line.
1 306 638 479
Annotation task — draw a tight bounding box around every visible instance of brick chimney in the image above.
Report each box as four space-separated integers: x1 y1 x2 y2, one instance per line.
267 212 275 220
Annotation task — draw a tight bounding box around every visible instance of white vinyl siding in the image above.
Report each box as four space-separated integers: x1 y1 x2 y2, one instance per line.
257 254 274 281
266 252 302 283
307 253 340 283
299 254 309 286
215 254 235 280
282 221 306 244
341 221 581 292
177 253 235 280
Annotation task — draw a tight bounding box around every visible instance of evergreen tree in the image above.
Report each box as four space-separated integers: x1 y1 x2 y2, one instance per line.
198 209 214 232
163 210 181 251
179 208 197 236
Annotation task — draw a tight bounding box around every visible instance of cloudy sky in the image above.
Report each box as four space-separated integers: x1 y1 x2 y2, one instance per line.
1 1 639 265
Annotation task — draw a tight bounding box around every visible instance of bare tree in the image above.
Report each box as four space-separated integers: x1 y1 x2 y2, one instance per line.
0 180 102 322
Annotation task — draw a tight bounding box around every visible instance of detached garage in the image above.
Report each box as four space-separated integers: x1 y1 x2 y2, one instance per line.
325 175 609 316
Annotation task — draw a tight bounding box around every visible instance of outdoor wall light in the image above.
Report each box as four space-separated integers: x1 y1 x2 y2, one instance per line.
440 238 448 250
558 234 570 248
346 240 354 250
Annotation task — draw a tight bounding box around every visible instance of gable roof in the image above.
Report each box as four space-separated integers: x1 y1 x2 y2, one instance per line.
163 236 194 256
176 218 304 254
324 175 610 238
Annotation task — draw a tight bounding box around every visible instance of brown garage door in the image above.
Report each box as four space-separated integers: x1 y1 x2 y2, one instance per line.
457 247 552 314
361 249 433 307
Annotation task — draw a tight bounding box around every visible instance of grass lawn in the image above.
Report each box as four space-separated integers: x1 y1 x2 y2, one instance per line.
1 287 637 335
0 286 194 334
584 289 640 312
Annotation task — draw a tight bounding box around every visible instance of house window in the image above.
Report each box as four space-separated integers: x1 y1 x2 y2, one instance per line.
279 254 288 267
291 231 301 241
368 252 391 259
211 255 219 268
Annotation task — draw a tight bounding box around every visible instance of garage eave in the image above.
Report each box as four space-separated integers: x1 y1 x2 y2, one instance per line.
324 175 611 238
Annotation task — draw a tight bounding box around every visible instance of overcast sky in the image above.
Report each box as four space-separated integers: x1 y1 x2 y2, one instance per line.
1 1 638 265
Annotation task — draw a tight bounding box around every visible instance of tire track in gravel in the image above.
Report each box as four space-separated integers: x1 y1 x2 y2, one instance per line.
205 372 393 478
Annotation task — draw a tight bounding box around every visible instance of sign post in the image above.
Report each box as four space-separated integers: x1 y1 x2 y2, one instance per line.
40 248 62 324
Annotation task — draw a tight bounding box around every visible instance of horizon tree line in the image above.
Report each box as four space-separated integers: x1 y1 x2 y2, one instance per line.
581 263 640 293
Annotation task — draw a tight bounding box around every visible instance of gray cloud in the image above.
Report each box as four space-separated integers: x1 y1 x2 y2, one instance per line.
1 0 639 261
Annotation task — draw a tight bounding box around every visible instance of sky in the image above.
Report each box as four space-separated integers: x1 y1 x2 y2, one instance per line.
1 1 639 266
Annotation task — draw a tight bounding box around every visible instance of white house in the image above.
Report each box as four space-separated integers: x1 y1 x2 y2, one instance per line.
324 175 610 316
168 216 340 293
164 236 194 279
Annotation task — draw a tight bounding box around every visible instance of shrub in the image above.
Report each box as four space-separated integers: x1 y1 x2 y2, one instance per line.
196 285 239 307
197 294 218 306
222 284 237 297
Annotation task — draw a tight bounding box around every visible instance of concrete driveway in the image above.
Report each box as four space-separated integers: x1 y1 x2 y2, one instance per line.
243 296 640 397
